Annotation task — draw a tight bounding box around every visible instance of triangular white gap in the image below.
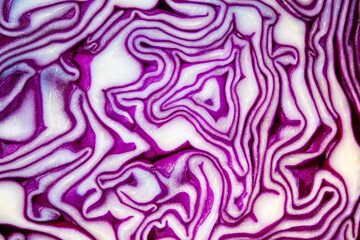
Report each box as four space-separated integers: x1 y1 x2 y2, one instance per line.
188 72 229 122
191 77 221 112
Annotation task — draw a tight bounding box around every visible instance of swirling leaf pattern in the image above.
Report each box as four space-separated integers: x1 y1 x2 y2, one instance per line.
0 0 359 239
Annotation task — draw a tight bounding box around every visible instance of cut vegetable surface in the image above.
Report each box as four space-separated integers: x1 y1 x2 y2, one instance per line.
0 0 360 239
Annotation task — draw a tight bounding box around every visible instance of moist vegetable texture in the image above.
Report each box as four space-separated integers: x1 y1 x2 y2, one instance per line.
0 0 360 239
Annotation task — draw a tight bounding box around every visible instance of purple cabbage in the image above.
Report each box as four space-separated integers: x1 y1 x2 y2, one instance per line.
0 0 359 239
